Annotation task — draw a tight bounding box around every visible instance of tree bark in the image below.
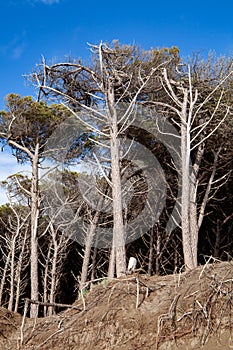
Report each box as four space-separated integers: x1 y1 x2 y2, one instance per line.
108 83 126 277
0 252 10 306
148 227 154 276
14 229 28 312
80 212 100 290
30 143 40 318
108 245 116 278
8 238 16 311
180 91 198 269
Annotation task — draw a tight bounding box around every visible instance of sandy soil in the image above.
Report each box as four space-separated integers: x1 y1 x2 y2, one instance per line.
0 260 233 349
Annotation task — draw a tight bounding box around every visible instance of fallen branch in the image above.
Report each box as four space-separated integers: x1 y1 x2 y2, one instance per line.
23 298 82 311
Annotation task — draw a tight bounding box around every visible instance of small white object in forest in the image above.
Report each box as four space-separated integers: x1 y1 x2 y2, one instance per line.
127 257 137 272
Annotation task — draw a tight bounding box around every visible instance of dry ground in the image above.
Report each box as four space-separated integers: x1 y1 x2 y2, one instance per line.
0 260 233 349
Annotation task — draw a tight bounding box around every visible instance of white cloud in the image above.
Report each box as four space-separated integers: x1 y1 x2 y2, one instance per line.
0 188 8 205
33 0 60 4
0 150 52 205
40 0 60 3
10 0 60 5
11 43 26 59
0 152 30 179
0 33 27 60
0 151 31 205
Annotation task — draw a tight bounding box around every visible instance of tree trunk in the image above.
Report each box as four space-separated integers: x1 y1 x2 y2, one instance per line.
148 227 154 276
30 143 40 318
80 209 101 290
8 239 15 311
14 229 28 313
0 252 11 306
180 93 198 270
108 84 126 277
80 176 110 290
189 169 198 267
155 224 161 275
43 243 51 316
214 219 221 258
48 224 60 316
90 245 98 283
108 245 116 278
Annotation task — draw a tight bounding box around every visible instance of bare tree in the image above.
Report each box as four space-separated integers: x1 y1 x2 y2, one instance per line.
40 222 71 316
32 43 232 275
150 61 232 269
34 43 169 278
0 188 29 312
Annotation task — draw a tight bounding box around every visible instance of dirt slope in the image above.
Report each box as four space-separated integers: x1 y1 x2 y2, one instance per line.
1 261 233 349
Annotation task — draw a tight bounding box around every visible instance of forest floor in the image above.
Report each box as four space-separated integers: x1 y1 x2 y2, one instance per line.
0 260 233 350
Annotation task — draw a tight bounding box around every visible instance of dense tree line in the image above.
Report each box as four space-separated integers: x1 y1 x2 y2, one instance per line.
0 42 232 317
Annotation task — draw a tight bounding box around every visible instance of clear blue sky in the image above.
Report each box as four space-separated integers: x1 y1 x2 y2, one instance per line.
0 0 233 203
1 0 233 108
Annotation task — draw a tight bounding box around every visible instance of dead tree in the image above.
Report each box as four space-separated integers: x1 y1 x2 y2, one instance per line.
34 43 169 278
151 62 232 269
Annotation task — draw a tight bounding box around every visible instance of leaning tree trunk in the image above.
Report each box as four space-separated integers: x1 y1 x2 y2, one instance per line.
80 179 110 290
80 211 101 290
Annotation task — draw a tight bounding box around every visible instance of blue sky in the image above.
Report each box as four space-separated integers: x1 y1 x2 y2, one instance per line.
1 0 232 107
0 0 233 203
